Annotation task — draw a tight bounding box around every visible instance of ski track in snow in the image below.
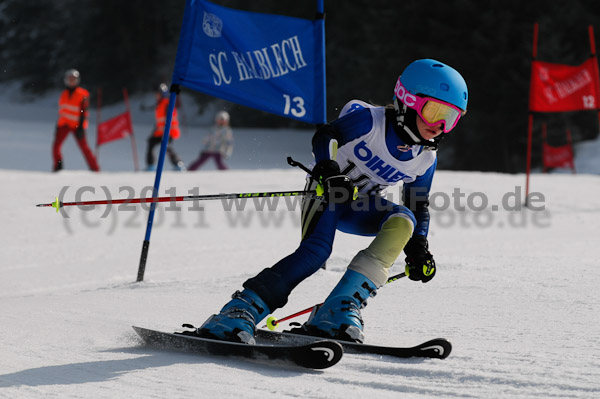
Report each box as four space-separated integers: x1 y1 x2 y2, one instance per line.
1 169 599 399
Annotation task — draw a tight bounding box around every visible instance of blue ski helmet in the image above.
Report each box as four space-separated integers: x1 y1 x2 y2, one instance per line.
398 59 468 111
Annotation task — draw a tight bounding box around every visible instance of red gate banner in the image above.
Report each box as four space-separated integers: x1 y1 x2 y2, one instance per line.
530 58 600 112
542 142 574 169
97 111 133 146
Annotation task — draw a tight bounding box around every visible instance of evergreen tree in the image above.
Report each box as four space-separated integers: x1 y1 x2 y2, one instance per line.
0 0 598 171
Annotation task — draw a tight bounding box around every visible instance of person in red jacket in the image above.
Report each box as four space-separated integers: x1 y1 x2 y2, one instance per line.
146 83 185 171
52 69 100 172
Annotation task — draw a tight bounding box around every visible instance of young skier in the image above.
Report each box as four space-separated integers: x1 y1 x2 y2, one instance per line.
199 59 468 344
188 110 233 171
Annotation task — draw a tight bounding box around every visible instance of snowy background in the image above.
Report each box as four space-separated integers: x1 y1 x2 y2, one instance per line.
1 90 600 398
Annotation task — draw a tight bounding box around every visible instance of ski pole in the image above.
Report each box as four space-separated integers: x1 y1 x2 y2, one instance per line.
36 190 317 213
263 271 407 330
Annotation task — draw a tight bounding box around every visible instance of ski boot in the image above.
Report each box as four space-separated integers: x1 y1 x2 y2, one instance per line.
146 164 156 172
53 160 63 172
198 289 270 344
295 269 377 343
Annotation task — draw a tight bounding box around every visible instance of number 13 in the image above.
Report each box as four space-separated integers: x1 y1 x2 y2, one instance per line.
283 94 306 118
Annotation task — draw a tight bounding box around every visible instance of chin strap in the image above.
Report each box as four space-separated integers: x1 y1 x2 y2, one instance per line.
426 134 445 151
390 100 441 150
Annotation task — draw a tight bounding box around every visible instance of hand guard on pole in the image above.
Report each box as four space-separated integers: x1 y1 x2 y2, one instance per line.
404 235 436 283
312 159 357 204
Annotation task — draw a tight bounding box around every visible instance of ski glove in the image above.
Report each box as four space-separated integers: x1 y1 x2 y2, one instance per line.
404 235 436 283
312 159 357 204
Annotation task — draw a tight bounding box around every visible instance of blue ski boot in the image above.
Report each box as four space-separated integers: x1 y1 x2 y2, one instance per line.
300 269 377 343
198 289 270 344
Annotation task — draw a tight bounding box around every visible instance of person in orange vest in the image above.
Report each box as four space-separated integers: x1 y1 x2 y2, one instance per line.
146 83 185 171
52 69 100 172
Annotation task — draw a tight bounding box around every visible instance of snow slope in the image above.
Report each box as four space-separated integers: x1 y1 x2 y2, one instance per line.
2 168 600 399
1 90 600 398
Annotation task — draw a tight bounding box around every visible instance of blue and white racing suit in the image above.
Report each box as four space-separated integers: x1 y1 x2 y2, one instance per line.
244 100 437 311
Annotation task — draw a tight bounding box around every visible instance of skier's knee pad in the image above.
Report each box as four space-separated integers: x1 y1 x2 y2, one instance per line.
348 213 415 287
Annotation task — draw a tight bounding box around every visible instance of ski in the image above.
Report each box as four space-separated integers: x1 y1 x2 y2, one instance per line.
255 329 452 359
132 326 343 370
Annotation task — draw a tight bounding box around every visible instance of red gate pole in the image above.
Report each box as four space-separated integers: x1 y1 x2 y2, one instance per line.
525 22 539 207
541 122 547 173
123 88 140 171
589 25 600 134
566 129 576 174
95 87 103 158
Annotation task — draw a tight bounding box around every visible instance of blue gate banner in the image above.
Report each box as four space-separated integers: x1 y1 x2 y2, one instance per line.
173 0 326 124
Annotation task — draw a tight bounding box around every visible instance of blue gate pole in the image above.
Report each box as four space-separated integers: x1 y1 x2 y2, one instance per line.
136 84 180 282
317 0 326 123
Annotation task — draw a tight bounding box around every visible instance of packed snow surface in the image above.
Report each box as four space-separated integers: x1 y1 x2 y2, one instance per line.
1 89 599 398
